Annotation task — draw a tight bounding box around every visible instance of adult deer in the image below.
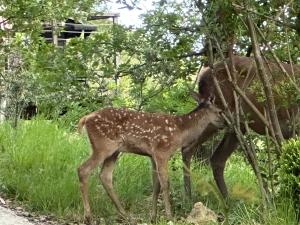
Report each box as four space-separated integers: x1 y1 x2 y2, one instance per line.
182 55 300 198
77 95 224 223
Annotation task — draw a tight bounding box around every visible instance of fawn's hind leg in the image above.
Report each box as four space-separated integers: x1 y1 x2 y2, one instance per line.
99 152 127 217
78 153 103 224
150 158 161 222
78 136 121 224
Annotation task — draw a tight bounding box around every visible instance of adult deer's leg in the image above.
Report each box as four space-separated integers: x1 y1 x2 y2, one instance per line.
154 155 172 219
181 141 198 198
99 152 127 218
77 153 103 224
210 131 239 197
150 158 161 222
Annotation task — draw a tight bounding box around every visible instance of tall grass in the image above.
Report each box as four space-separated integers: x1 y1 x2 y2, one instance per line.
0 120 88 217
0 119 152 222
0 119 298 224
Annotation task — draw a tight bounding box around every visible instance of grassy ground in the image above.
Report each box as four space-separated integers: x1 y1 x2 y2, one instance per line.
0 119 298 224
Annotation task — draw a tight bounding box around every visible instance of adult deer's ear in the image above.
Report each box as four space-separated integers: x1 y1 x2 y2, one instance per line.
208 95 215 104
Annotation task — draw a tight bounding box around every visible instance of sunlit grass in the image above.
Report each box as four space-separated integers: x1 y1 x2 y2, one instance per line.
0 119 152 222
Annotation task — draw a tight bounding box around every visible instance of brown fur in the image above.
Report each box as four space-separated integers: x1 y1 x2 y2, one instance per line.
77 102 224 223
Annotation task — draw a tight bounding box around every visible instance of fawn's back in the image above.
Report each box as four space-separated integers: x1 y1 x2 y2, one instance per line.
83 107 180 155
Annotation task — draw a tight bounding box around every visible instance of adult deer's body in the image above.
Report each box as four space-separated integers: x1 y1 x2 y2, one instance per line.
182 55 300 198
77 98 224 223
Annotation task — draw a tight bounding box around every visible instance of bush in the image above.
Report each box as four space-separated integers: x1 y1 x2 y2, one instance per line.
279 138 300 216
55 102 98 130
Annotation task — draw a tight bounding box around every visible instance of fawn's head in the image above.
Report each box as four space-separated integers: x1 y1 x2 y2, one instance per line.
190 91 225 129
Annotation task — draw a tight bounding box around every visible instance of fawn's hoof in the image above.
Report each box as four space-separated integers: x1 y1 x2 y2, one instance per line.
166 213 174 222
115 213 127 223
84 215 92 225
150 213 157 223
116 212 139 224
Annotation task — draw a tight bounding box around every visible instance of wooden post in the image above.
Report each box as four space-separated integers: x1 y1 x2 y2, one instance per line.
52 20 58 46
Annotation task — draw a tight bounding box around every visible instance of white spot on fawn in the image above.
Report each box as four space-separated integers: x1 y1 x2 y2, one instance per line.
162 135 168 142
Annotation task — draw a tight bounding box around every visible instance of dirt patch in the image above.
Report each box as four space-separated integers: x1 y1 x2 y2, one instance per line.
0 205 35 225
0 196 64 225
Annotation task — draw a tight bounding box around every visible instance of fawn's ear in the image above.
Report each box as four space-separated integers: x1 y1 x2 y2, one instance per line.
207 95 215 104
190 91 202 103
190 91 215 105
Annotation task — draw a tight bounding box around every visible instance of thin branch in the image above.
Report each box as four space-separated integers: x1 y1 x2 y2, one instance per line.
212 36 270 128
194 62 204 88
170 25 204 33
241 107 270 205
207 39 233 122
254 23 300 93
0 17 11 26
247 15 284 143
208 36 270 208
264 107 275 196
285 28 295 78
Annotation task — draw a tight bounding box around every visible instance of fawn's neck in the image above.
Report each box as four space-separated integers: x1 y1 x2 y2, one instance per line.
175 108 210 146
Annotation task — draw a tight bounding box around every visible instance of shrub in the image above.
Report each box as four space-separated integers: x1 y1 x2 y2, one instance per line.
279 138 300 216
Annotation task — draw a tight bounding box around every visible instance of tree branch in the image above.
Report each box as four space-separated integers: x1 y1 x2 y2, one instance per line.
254 23 300 93
247 15 284 143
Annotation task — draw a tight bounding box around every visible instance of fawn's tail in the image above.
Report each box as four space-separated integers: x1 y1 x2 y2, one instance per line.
77 116 87 134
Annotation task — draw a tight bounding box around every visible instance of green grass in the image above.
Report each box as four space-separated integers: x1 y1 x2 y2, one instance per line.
0 119 298 224
0 119 153 222
0 120 87 217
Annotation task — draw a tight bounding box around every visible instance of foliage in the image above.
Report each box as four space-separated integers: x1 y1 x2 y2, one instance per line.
0 0 97 36
0 0 100 122
142 78 196 114
279 138 300 216
230 198 298 225
1 0 300 119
